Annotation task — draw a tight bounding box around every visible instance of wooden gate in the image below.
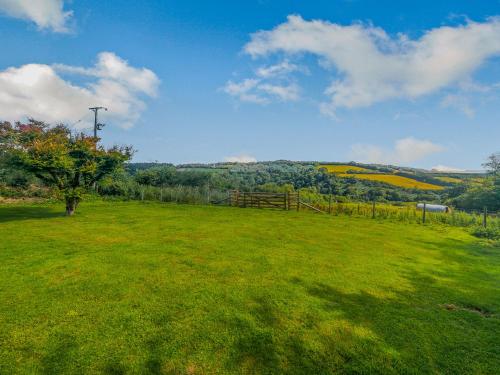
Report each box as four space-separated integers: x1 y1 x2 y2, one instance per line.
230 191 299 210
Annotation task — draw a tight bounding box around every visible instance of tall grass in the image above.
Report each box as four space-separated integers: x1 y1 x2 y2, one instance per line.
100 183 228 205
300 197 500 229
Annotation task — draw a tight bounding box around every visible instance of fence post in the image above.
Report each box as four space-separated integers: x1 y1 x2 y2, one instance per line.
328 195 332 214
372 200 376 219
141 188 145 201
483 207 487 228
422 202 426 224
297 191 300 211
160 186 163 202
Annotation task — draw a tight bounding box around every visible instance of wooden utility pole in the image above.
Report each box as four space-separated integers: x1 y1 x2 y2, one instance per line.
89 107 108 139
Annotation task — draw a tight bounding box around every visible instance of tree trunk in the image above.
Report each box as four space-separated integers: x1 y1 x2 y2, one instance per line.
65 197 78 216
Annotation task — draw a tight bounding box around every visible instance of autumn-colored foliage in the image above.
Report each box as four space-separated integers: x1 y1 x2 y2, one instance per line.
0 119 132 214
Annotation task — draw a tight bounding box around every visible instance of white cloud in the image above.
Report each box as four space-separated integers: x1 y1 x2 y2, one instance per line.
350 137 445 165
255 60 303 78
257 83 299 101
0 52 160 129
224 154 257 163
431 165 465 172
222 78 299 104
0 0 73 32
223 57 307 105
54 52 159 97
440 94 475 118
244 15 500 115
222 78 268 104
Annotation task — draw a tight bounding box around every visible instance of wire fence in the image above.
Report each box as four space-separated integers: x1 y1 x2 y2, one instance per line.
100 184 228 205
298 199 499 229
100 185 499 230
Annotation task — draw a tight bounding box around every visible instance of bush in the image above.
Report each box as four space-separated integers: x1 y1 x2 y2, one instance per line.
470 226 500 240
7 172 30 188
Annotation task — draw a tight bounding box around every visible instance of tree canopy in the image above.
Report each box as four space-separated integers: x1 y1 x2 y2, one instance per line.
0 119 132 214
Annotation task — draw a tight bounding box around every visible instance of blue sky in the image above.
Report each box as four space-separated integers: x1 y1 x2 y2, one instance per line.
0 0 499 170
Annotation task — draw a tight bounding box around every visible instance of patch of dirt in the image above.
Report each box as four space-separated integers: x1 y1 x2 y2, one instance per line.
0 196 48 204
186 364 198 375
441 303 493 317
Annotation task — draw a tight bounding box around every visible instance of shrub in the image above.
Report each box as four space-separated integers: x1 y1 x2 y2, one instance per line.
7 172 30 188
470 226 500 240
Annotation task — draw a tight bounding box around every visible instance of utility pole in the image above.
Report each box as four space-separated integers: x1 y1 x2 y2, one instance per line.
89 107 108 139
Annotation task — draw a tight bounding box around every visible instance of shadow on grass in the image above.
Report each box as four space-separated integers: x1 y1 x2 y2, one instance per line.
0 206 64 222
40 333 78 374
27 226 499 374
221 267 499 374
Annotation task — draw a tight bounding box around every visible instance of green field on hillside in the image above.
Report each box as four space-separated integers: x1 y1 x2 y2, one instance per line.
1 201 499 374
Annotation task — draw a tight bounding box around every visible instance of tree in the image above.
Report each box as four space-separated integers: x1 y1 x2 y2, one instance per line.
450 153 500 211
0 120 132 215
482 152 500 176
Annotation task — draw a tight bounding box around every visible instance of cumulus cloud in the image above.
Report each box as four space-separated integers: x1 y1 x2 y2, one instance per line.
0 52 160 129
0 0 73 32
243 15 500 115
350 137 445 165
54 52 159 97
224 154 257 163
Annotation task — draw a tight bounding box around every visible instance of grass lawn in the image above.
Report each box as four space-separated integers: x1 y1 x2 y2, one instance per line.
0 201 499 374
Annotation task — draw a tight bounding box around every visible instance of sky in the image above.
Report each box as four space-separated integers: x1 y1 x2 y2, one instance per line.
0 0 499 170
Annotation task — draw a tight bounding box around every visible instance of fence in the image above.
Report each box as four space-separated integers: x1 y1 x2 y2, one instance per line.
229 191 299 210
101 185 499 230
224 191 498 229
100 184 228 205
297 197 500 229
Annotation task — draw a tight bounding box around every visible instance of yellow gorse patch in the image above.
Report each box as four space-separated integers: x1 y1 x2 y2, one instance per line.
317 164 444 190
317 164 370 173
338 174 444 190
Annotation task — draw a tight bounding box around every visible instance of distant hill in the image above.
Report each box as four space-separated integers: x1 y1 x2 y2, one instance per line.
128 160 485 191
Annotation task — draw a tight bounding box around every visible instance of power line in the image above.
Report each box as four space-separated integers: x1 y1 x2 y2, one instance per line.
69 113 90 128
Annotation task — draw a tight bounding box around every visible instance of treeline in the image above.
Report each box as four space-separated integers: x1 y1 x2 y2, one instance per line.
97 161 444 203
1 144 498 211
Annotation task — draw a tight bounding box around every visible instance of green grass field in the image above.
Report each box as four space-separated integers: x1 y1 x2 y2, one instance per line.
1 201 499 374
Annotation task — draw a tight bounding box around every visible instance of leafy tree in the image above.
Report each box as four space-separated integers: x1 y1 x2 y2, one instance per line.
450 153 500 211
0 120 132 215
483 152 500 176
